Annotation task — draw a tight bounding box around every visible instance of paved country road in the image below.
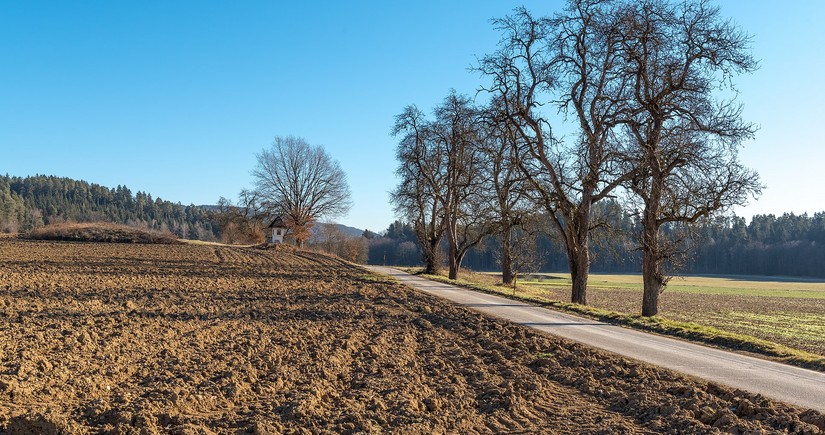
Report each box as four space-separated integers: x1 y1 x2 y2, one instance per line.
364 265 825 412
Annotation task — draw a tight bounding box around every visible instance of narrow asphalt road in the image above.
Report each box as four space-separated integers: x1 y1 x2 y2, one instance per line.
364 265 825 412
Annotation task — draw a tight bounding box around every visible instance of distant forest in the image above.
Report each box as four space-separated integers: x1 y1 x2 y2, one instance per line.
3 174 824 279
0 175 219 240
367 211 825 279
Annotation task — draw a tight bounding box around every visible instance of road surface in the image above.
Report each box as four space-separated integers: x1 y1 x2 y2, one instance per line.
364 265 825 412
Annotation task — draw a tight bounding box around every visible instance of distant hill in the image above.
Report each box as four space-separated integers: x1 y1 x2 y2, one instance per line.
23 222 180 244
334 224 364 238
309 222 364 241
0 174 219 240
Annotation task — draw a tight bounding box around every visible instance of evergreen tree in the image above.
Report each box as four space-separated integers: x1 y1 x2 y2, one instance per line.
0 174 220 241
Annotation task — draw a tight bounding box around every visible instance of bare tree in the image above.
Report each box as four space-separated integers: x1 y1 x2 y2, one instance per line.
310 222 369 263
392 106 446 274
252 136 352 248
393 92 493 280
215 190 267 244
481 99 536 285
506 216 545 293
314 222 347 255
478 2 633 305
432 92 493 279
614 0 762 316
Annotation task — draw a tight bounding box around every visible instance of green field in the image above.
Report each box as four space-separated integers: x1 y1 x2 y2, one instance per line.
453 271 825 361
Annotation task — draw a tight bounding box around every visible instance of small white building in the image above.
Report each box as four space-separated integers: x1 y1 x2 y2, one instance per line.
268 216 287 244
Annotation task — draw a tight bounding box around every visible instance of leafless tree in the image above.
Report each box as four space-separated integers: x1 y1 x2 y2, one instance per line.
252 136 352 248
391 106 446 274
478 1 633 305
215 190 267 244
393 92 493 279
614 0 762 316
314 222 347 255
431 92 494 279
504 216 545 293
310 222 369 263
481 99 536 285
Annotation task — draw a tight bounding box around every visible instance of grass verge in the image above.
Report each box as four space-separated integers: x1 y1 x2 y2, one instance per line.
411 269 825 373
356 273 398 285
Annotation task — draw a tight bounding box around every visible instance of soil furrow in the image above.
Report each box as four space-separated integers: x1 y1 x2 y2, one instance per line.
0 239 820 433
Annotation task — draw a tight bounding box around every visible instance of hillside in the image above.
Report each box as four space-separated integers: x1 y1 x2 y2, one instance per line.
0 174 219 240
23 222 180 244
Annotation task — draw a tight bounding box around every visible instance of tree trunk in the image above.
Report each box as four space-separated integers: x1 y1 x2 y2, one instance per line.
641 212 662 316
425 264 439 274
513 272 518 294
448 243 461 280
446 219 459 280
639 150 667 316
641 255 662 316
501 228 514 285
423 237 441 275
423 254 437 274
566 209 591 305
568 246 590 305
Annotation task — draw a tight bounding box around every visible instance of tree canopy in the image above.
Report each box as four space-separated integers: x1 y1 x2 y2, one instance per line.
252 136 352 247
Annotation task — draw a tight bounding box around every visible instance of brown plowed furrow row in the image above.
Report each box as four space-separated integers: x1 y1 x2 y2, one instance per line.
0 238 820 434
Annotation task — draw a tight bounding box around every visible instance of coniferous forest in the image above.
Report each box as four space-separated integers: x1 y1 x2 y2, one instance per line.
0 174 219 240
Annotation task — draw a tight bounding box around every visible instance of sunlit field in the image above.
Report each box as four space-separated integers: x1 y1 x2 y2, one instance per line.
485 273 825 356
520 273 825 299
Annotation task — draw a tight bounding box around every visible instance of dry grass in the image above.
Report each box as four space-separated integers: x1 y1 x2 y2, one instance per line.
22 222 179 244
416 269 825 371
518 273 825 299
514 273 825 356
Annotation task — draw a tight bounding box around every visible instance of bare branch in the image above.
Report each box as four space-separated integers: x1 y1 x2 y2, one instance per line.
252 136 352 247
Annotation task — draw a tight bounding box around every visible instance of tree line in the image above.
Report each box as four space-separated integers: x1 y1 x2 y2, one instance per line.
391 0 761 316
372 212 825 278
0 174 220 240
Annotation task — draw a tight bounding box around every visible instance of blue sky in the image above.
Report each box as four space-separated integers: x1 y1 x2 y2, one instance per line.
1 1 823 232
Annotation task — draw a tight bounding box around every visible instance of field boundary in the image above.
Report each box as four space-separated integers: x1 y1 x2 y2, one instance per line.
410 270 825 373
368 266 825 413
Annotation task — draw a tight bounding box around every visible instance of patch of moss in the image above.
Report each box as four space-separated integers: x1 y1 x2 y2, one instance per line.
357 273 397 285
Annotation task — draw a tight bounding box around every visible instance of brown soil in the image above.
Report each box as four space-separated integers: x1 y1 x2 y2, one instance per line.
0 239 821 434
22 222 179 244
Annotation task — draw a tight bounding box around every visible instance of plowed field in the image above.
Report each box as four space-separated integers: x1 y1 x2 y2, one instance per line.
0 239 821 434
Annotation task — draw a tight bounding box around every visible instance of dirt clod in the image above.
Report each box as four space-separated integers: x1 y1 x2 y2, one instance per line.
7 410 72 435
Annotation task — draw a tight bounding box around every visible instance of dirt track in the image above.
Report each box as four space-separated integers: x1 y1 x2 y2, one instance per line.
0 239 822 434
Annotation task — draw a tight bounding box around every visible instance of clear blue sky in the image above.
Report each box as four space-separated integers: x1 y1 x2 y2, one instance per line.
2 1 823 232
